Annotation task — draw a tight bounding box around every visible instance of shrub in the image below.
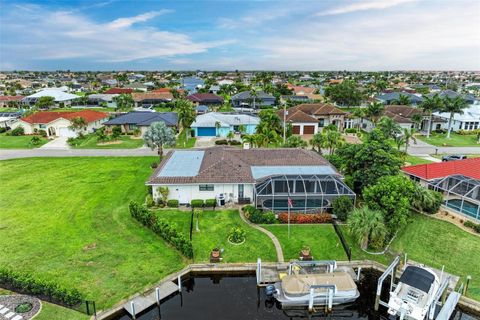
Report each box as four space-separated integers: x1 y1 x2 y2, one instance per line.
112 126 122 138
191 199 204 208
278 212 332 224
129 201 193 257
215 139 228 145
0 127 6 134
412 184 443 214
248 209 276 224
151 162 158 169
11 126 24 136
0 267 83 306
228 227 246 243
464 220 480 233
145 194 155 207
344 128 357 133
38 129 47 137
205 199 217 208
167 199 179 208
30 136 42 146
332 196 354 221
229 140 241 146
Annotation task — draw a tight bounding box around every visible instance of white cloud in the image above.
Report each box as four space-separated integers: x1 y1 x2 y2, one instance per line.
317 0 416 16
2 6 227 64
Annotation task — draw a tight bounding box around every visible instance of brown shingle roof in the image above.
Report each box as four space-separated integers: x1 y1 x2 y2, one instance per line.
147 146 332 184
277 109 318 123
132 92 173 102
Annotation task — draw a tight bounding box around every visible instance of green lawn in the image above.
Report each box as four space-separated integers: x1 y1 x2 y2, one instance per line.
263 224 348 261
0 134 49 149
418 132 479 147
70 134 144 149
155 209 277 262
0 157 186 309
403 155 433 165
175 129 196 149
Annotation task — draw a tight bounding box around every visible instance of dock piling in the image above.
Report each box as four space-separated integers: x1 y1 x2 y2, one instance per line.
463 275 471 295
130 302 136 320
356 267 362 282
156 287 160 305
177 275 182 292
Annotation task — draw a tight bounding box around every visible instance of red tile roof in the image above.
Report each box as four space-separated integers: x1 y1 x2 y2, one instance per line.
21 110 108 124
402 158 480 180
104 88 133 94
151 88 185 95
0 96 24 102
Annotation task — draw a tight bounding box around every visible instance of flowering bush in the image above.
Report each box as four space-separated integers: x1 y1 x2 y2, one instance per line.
278 212 332 224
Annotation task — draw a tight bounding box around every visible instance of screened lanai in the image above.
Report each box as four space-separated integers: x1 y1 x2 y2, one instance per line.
429 174 480 222
254 174 355 213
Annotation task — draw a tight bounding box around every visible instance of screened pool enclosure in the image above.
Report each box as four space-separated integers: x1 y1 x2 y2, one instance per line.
429 174 480 222
254 174 355 212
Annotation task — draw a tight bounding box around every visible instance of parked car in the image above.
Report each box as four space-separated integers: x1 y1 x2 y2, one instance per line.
442 154 467 162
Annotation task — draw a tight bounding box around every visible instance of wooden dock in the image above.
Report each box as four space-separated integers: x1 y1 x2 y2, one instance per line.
123 281 178 316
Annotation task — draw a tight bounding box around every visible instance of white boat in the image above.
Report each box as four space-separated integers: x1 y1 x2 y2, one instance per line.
387 265 441 320
268 261 360 307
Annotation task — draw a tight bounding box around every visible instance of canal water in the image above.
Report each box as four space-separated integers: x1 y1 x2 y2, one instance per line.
113 270 477 320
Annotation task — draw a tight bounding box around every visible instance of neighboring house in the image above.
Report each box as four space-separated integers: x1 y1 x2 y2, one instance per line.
10 110 108 137
277 103 348 135
23 89 80 106
186 93 224 106
103 111 178 136
151 88 186 95
132 92 174 108
427 90 477 104
231 91 275 108
280 95 311 105
0 96 24 107
196 105 209 114
191 112 259 137
102 79 117 86
87 94 119 107
104 88 133 94
402 158 480 221
382 105 446 131
434 104 480 132
0 111 22 128
375 92 423 105
146 146 355 208
125 83 148 92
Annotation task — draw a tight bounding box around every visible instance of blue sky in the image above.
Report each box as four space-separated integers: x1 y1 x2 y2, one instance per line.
0 0 479 70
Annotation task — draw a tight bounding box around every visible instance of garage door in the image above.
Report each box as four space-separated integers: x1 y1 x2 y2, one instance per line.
197 127 216 137
58 127 77 138
292 126 300 134
304 125 315 134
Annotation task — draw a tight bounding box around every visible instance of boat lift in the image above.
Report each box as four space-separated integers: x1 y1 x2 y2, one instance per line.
308 284 336 313
374 256 461 320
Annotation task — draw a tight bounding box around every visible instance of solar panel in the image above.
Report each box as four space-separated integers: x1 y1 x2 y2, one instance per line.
251 166 336 180
158 151 204 177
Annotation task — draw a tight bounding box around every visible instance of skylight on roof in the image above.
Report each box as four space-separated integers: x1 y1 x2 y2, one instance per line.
158 151 204 177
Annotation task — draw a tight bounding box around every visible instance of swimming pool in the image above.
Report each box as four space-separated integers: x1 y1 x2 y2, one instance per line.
445 199 480 221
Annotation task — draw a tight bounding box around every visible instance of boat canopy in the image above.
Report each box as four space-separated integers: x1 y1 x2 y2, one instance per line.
399 266 435 293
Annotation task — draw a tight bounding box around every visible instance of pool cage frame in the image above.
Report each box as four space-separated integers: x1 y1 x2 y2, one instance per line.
254 174 356 213
429 174 480 221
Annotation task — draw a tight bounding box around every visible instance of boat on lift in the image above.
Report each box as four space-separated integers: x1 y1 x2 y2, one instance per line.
266 260 360 307
387 265 441 320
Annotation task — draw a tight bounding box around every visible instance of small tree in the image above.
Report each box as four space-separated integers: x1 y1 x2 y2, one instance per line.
36 96 55 109
115 94 134 110
112 126 122 139
332 196 354 221
310 132 325 154
227 130 235 141
30 136 41 146
69 116 87 135
348 207 387 249
158 186 169 206
143 121 176 160
284 135 307 148
11 126 24 136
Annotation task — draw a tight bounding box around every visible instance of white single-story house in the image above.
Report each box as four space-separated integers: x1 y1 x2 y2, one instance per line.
434 104 480 132
146 147 355 211
22 88 80 106
191 112 259 137
10 110 109 137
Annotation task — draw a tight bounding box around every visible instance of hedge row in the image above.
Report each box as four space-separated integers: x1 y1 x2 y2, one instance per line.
278 212 332 224
464 220 480 233
242 205 276 224
0 267 83 306
190 199 216 208
129 201 193 258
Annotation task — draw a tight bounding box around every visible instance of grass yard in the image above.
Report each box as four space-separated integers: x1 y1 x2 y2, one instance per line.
175 129 196 149
155 210 277 262
418 132 479 147
263 224 348 261
0 157 186 309
403 155 433 165
0 134 49 149
70 134 144 149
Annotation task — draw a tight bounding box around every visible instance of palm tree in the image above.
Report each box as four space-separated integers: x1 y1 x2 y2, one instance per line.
419 95 443 138
443 96 469 139
249 89 258 109
351 108 366 133
393 94 411 105
348 207 387 250
176 99 196 144
215 121 221 137
242 134 257 148
323 127 344 154
309 132 325 154
403 128 417 154
365 102 385 125
377 116 401 139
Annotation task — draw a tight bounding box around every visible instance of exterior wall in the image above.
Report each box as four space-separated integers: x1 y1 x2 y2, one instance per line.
152 183 254 205
193 123 257 137
11 117 108 137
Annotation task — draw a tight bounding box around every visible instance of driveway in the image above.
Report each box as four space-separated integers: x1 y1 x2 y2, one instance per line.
40 136 70 149
194 137 216 148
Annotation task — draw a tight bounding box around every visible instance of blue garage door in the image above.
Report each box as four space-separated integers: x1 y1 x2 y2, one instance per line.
197 127 216 137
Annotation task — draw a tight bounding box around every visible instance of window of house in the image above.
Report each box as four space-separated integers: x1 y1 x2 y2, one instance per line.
129 124 138 130
39 124 46 129
199 184 214 191
318 119 325 127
